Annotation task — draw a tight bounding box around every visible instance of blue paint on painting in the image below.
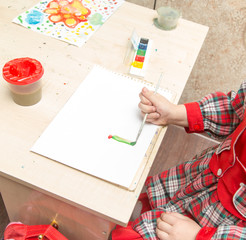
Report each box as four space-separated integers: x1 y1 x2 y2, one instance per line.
25 10 44 25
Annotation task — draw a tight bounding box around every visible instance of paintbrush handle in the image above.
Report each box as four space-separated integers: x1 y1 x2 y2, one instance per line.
134 72 164 143
135 113 148 143
154 72 163 94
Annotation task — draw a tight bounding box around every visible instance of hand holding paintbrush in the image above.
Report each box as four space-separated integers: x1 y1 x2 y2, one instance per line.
139 84 188 127
108 73 163 146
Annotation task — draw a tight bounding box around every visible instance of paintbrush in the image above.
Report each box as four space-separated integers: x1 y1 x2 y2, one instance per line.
108 72 164 146
130 72 163 145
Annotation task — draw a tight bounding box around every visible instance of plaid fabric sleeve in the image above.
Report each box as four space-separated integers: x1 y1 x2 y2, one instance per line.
211 225 246 239
196 225 246 240
186 81 246 139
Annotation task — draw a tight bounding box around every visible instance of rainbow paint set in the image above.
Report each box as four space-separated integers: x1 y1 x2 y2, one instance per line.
129 34 152 78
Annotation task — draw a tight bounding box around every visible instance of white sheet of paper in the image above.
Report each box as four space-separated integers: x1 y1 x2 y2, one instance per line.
31 66 173 189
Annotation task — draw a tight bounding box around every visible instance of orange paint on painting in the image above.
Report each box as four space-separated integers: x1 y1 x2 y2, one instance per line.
44 0 91 28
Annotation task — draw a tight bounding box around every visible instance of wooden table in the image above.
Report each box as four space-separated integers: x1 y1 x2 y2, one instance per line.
0 1 208 239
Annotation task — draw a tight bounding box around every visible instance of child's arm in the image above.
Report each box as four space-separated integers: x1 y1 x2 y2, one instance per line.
139 81 246 139
185 81 246 139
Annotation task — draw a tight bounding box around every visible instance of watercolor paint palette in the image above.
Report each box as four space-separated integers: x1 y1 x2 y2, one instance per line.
129 37 152 77
13 0 124 47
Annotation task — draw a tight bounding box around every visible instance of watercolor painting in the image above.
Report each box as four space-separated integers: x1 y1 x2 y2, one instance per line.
13 0 124 47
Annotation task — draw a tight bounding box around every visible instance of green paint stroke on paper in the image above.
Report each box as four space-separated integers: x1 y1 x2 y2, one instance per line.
108 135 135 146
18 15 23 23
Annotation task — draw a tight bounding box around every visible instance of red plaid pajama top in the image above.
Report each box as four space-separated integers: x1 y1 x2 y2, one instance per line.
113 81 246 240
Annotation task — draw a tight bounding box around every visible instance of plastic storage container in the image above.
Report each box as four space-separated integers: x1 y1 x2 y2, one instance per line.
2 57 44 106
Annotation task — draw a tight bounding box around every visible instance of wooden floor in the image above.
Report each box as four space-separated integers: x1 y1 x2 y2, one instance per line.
0 125 218 239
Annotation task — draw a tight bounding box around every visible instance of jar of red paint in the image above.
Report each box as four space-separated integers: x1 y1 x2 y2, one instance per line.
2 57 44 106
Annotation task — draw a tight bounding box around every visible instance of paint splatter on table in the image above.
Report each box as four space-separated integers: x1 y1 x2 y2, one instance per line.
13 0 124 47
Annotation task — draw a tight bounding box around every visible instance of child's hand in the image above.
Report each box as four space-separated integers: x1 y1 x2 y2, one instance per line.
138 87 175 126
156 212 201 240
138 87 188 127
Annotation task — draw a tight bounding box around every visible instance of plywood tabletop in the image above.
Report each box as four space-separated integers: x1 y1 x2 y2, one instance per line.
0 1 208 225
